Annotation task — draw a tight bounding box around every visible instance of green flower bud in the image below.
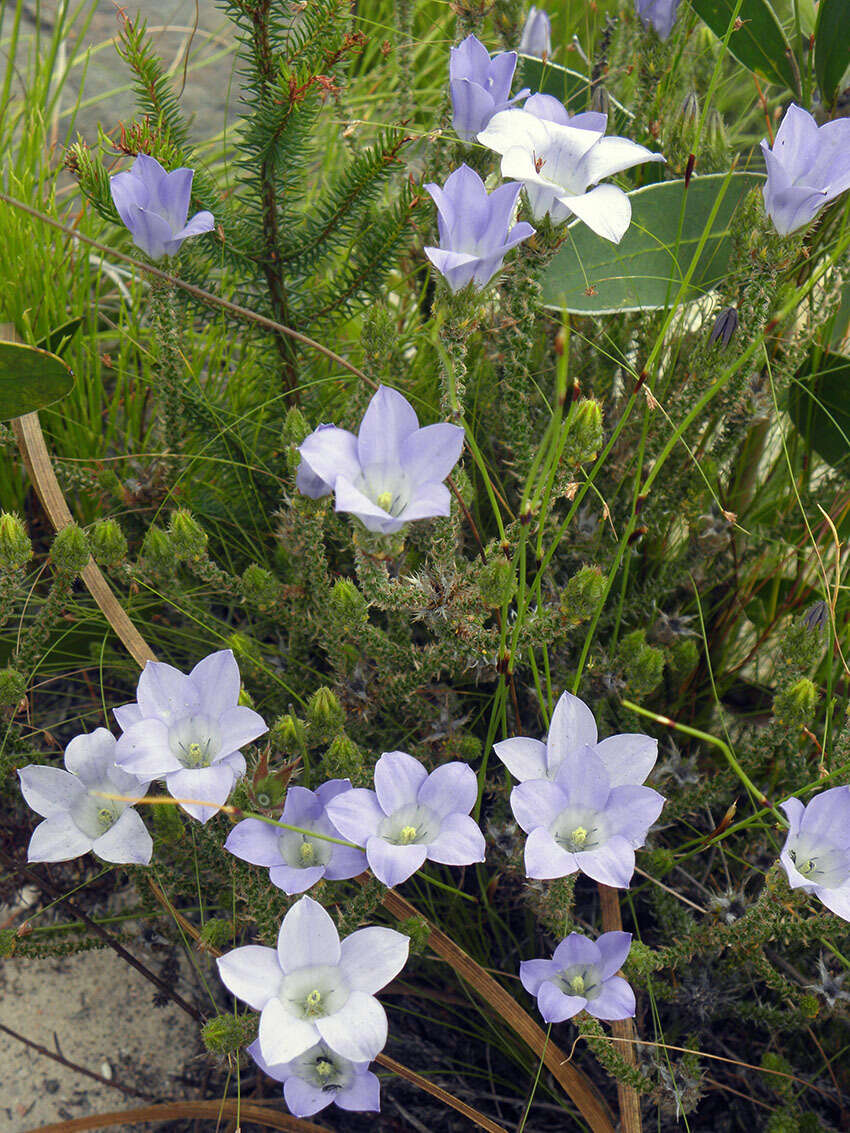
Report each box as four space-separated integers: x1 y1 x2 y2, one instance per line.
668 637 699 681
90 518 128 567
618 629 664 697
397 916 430 955
0 667 26 708
226 631 263 668
282 406 311 447
642 847 675 877
477 557 515 608
623 940 661 978
151 799 183 843
141 524 172 572
201 1013 258 1057
241 564 279 612
324 732 365 783
169 509 208 561
563 399 603 465
50 523 90 574
330 578 367 624
773 677 818 727
306 687 345 742
270 713 306 757
559 564 605 626
455 733 483 762
0 512 32 571
198 918 234 953
799 993 819 1019
780 616 823 673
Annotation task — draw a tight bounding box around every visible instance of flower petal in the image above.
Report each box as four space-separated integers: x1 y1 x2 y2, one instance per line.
426 812 486 865
374 751 428 814
400 424 464 488
113 702 143 731
27 815 92 862
277 895 341 973
333 475 397 529
91 808 152 864
316 991 388 1061
366 837 427 887
298 426 361 488
493 737 548 781
268 864 326 895
216 945 282 1010
225 818 284 867
537 981 585 1023
165 762 235 823
524 826 577 879
284 1077 334 1117
546 692 598 770
216 705 268 755
800 786 850 849
552 745 611 809
511 779 569 834
64 729 119 784
519 958 559 995
417 762 477 817
815 883 850 922
595 931 633 980
18 765 84 817
576 836 635 888
322 843 368 881
326 788 383 844
336 1069 381 1112
189 649 241 714
601 784 665 846
259 997 319 1064
357 386 420 469
397 482 452 522
153 167 193 231
136 660 200 724
595 733 657 787
575 136 664 190
114 718 180 777
339 926 409 994
586 975 635 1021
562 184 632 243
552 933 602 970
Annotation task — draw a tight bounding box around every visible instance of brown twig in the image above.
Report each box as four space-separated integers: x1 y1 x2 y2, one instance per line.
376 1053 509 1133
21 1100 329 1132
598 883 642 1133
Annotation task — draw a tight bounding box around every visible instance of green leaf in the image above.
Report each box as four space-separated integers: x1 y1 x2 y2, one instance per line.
0 341 75 420
35 317 84 357
814 0 850 108
689 0 798 93
541 172 764 314
516 56 633 133
788 352 850 469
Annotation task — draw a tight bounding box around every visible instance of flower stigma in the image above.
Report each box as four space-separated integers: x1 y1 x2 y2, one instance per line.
570 974 586 995
299 840 316 864
399 825 418 845
305 988 323 1016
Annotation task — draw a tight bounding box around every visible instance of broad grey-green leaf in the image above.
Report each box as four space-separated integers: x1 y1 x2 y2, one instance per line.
541 172 764 314
0 341 75 420
815 0 850 108
788 352 850 469
689 0 799 93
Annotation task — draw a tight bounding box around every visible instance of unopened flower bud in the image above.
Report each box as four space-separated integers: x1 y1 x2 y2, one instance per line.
708 305 738 348
241 564 279 611
90 518 128 567
563 399 603 465
478 557 515 608
0 512 32 571
170 509 207 561
0 667 26 708
560 564 605 626
201 1013 257 1056
324 731 365 783
282 405 311 448
197 918 234 953
398 915 430 955
618 629 664 696
330 577 367 624
141 524 172 572
306 686 345 741
774 677 818 727
50 523 90 574
802 601 828 633
270 713 306 757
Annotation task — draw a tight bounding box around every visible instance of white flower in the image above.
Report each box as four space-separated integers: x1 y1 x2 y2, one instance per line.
478 108 664 242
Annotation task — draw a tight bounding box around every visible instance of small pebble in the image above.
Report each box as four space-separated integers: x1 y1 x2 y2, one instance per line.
100 1061 113 1080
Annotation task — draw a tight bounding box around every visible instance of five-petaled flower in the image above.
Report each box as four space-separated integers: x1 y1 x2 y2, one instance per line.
225 779 367 894
424 164 535 293
109 154 215 260
18 728 152 864
521 931 636 1022
216 895 409 1064
761 104 850 236
780 787 850 921
518 8 552 58
113 649 267 824
326 751 486 888
296 386 464 534
247 1037 380 1118
478 103 664 242
450 34 529 142
634 0 682 41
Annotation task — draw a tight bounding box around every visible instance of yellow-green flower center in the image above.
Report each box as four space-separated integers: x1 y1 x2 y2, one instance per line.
570 974 586 995
376 490 393 512
399 825 418 845
315 1058 334 1080
569 826 588 848
299 841 315 864
305 989 323 1015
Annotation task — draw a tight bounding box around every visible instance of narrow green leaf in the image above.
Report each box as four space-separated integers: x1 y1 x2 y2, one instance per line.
0 341 75 420
814 0 850 108
35 316 84 357
788 352 850 469
541 172 764 314
689 0 798 92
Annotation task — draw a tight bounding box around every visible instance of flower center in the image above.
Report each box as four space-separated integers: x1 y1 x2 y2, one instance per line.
168 715 221 769
357 462 412 519
377 490 393 511
570 974 585 995
305 988 323 1016
380 803 441 847
315 1058 334 1080
281 965 349 1021
549 807 606 854
279 829 333 870
399 825 418 845
555 963 601 1000
569 826 588 848
300 841 316 863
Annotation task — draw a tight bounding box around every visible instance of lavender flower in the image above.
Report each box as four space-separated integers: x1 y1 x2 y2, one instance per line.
217 895 408 1064
521 931 635 1022
634 0 682 40
478 107 664 242
109 154 214 260
247 1038 380 1118
113 649 267 824
708 305 738 349
326 751 486 888
780 788 850 920
297 386 464 534
519 8 552 58
494 690 658 785
450 34 529 142
509 744 664 887
761 104 850 236
18 729 152 864
525 91 607 134
225 780 367 895
424 165 535 293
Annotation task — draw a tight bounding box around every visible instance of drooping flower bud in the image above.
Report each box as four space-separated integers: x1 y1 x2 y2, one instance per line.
241 564 280 612
618 629 665 696
141 524 172 572
708 306 738 349
271 713 307 757
306 686 345 742
774 677 818 727
330 577 367 624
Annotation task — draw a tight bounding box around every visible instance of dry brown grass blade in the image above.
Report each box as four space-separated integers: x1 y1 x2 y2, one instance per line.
2 322 157 668
22 1100 329 1132
598 883 642 1133
381 888 617 1133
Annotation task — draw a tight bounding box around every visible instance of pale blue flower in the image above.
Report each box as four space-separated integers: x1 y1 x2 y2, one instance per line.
109 154 214 260
521 931 635 1022
248 1038 380 1118
113 649 267 824
635 0 682 40
18 728 152 864
424 164 535 293
761 104 850 236
450 34 529 141
519 8 551 58
780 788 850 921
217 896 409 1064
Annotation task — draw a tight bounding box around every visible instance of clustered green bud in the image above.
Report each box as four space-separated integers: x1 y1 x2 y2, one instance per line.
241 564 280 612
170 509 208 561
89 518 128 567
773 677 818 728
618 629 664 697
559 564 605 626
140 524 172 573
398 916 430 955
0 512 32 571
50 523 89 574
563 399 603 465
780 614 823 674
201 1013 258 1057
0 667 26 708
282 405 311 448
306 687 345 742
330 578 367 625
198 918 235 953
323 732 365 783
477 557 515 608
270 713 306 757
668 637 699 681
